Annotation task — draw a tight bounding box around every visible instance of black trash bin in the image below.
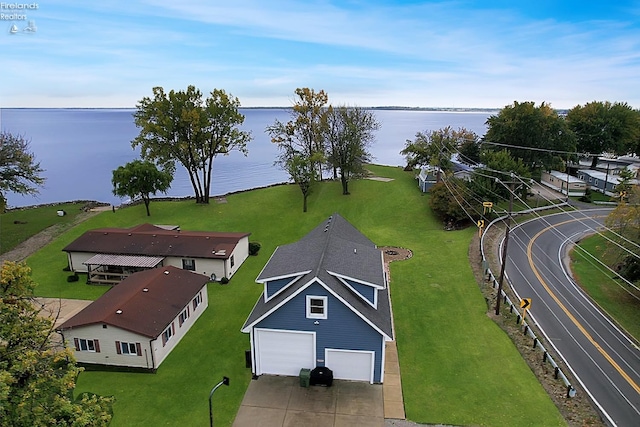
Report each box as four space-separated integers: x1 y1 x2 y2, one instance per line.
310 366 333 387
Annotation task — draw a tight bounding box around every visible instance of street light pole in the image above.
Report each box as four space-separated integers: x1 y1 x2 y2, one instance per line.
209 376 229 427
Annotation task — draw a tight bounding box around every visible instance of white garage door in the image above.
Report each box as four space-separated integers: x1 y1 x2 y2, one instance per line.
255 329 315 376
325 349 374 383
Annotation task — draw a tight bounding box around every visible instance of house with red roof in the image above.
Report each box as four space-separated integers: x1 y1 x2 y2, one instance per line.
62 224 250 284
57 266 209 370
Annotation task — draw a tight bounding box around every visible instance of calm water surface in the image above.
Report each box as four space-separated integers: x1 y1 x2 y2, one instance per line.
0 108 491 207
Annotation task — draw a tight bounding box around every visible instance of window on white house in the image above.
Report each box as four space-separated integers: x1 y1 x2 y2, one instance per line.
121 342 137 355
162 324 174 346
75 338 100 353
230 255 235 267
306 295 328 319
192 292 203 310
178 308 189 326
182 258 196 271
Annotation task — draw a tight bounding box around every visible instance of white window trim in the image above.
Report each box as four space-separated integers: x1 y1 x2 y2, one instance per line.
121 342 137 356
306 295 328 319
79 338 96 352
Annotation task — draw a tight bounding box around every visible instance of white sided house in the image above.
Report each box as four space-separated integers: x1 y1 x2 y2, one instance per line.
57 266 209 370
540 171 587 197
62 223 250 284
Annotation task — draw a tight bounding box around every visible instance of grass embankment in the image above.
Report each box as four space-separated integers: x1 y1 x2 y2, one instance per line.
0 202 89 254
26 165 565 426
571 233 640 341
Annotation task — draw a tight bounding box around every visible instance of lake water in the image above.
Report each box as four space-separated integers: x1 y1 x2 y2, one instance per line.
0 108 492 208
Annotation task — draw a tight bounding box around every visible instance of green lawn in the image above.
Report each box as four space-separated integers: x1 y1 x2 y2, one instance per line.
26 165 565 426
571 233 640 341
0 202 89 254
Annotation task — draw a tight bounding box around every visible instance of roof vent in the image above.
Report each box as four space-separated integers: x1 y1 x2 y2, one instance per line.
142 288 149 292
354 248 357 254
116 309 122 314
128 233 132 236
164 270 169 275
103 232 108 235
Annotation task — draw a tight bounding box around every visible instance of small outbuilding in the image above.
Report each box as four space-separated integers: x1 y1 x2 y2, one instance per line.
56 266 209 370
62 223 250 284
241 214 393 384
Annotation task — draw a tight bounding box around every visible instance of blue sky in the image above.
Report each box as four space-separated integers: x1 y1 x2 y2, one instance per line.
1 0 639 108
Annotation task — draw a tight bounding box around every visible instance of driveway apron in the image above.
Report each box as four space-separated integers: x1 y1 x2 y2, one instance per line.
233 375 384 427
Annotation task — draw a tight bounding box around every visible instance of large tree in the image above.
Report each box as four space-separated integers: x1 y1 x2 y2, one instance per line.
468 149 531 202
112 160 173 216
484 101 575 171
566 101 640 168
132 86 251 204
0 132 45 211
267 88 329 180
325 106 379 195
0 261 113 426
401 126 478 179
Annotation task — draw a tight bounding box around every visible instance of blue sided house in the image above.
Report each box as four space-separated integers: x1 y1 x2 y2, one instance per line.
241 214 394 384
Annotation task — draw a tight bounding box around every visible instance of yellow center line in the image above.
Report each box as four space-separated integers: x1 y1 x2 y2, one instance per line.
527 219 640 395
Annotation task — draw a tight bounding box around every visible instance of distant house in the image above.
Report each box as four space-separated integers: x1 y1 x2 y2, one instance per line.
241 214 393 384
577 169 638 196
56 266 209 370
540 171 587 197
63 224 250 284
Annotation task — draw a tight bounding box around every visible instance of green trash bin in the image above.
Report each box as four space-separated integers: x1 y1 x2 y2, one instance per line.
299 368 311 388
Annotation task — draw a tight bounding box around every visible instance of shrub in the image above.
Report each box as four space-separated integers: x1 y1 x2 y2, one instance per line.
220 277 229 284
579 188 592 203
67 274 79 283
248 242 262 256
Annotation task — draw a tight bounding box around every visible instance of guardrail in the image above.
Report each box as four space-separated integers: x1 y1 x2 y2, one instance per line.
481 202 577 398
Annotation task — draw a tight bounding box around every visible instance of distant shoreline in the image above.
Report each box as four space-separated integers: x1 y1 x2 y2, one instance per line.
2 106 503 113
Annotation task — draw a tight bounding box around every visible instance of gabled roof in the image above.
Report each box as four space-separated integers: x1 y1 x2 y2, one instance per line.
243 213 393 339
62 224 250 260
57 266 208 338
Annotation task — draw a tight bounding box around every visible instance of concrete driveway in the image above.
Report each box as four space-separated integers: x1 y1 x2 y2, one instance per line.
233 375 384 427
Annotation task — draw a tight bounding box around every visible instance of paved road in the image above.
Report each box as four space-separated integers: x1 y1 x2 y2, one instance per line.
504 209 640 427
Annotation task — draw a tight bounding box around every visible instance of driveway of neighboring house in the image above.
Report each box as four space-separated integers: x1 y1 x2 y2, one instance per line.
232 375 384 427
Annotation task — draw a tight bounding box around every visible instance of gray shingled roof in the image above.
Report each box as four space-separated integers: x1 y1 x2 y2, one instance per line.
243 213 393 338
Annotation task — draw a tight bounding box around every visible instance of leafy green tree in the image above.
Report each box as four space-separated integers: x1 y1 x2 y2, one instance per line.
428 179 469 224
0 261 113 426
484 101 575 171
325 106 379 195
469 150 531 202
604 186 640 283
401 127 478 179
566 101 640 168
612 168 637 202
112 160 173 216
132 86 251 204
277 149 319 213
0 132 45 211
267 88 329 180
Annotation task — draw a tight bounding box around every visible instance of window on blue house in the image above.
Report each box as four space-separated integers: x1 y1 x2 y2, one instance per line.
306 295 327 319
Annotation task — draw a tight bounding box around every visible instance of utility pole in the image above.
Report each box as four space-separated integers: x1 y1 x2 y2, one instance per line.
495 180 515 316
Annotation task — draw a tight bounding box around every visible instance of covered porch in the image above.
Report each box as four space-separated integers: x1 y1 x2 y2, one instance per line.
83 254 164 284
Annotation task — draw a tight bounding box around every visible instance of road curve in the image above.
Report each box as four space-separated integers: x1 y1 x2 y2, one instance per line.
504 208 640 427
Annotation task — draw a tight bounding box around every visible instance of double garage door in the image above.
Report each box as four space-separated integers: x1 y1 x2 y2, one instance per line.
254 329 374 383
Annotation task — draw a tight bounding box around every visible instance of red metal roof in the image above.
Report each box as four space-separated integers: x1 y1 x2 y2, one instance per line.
62 224 250 260
57 266 209 338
